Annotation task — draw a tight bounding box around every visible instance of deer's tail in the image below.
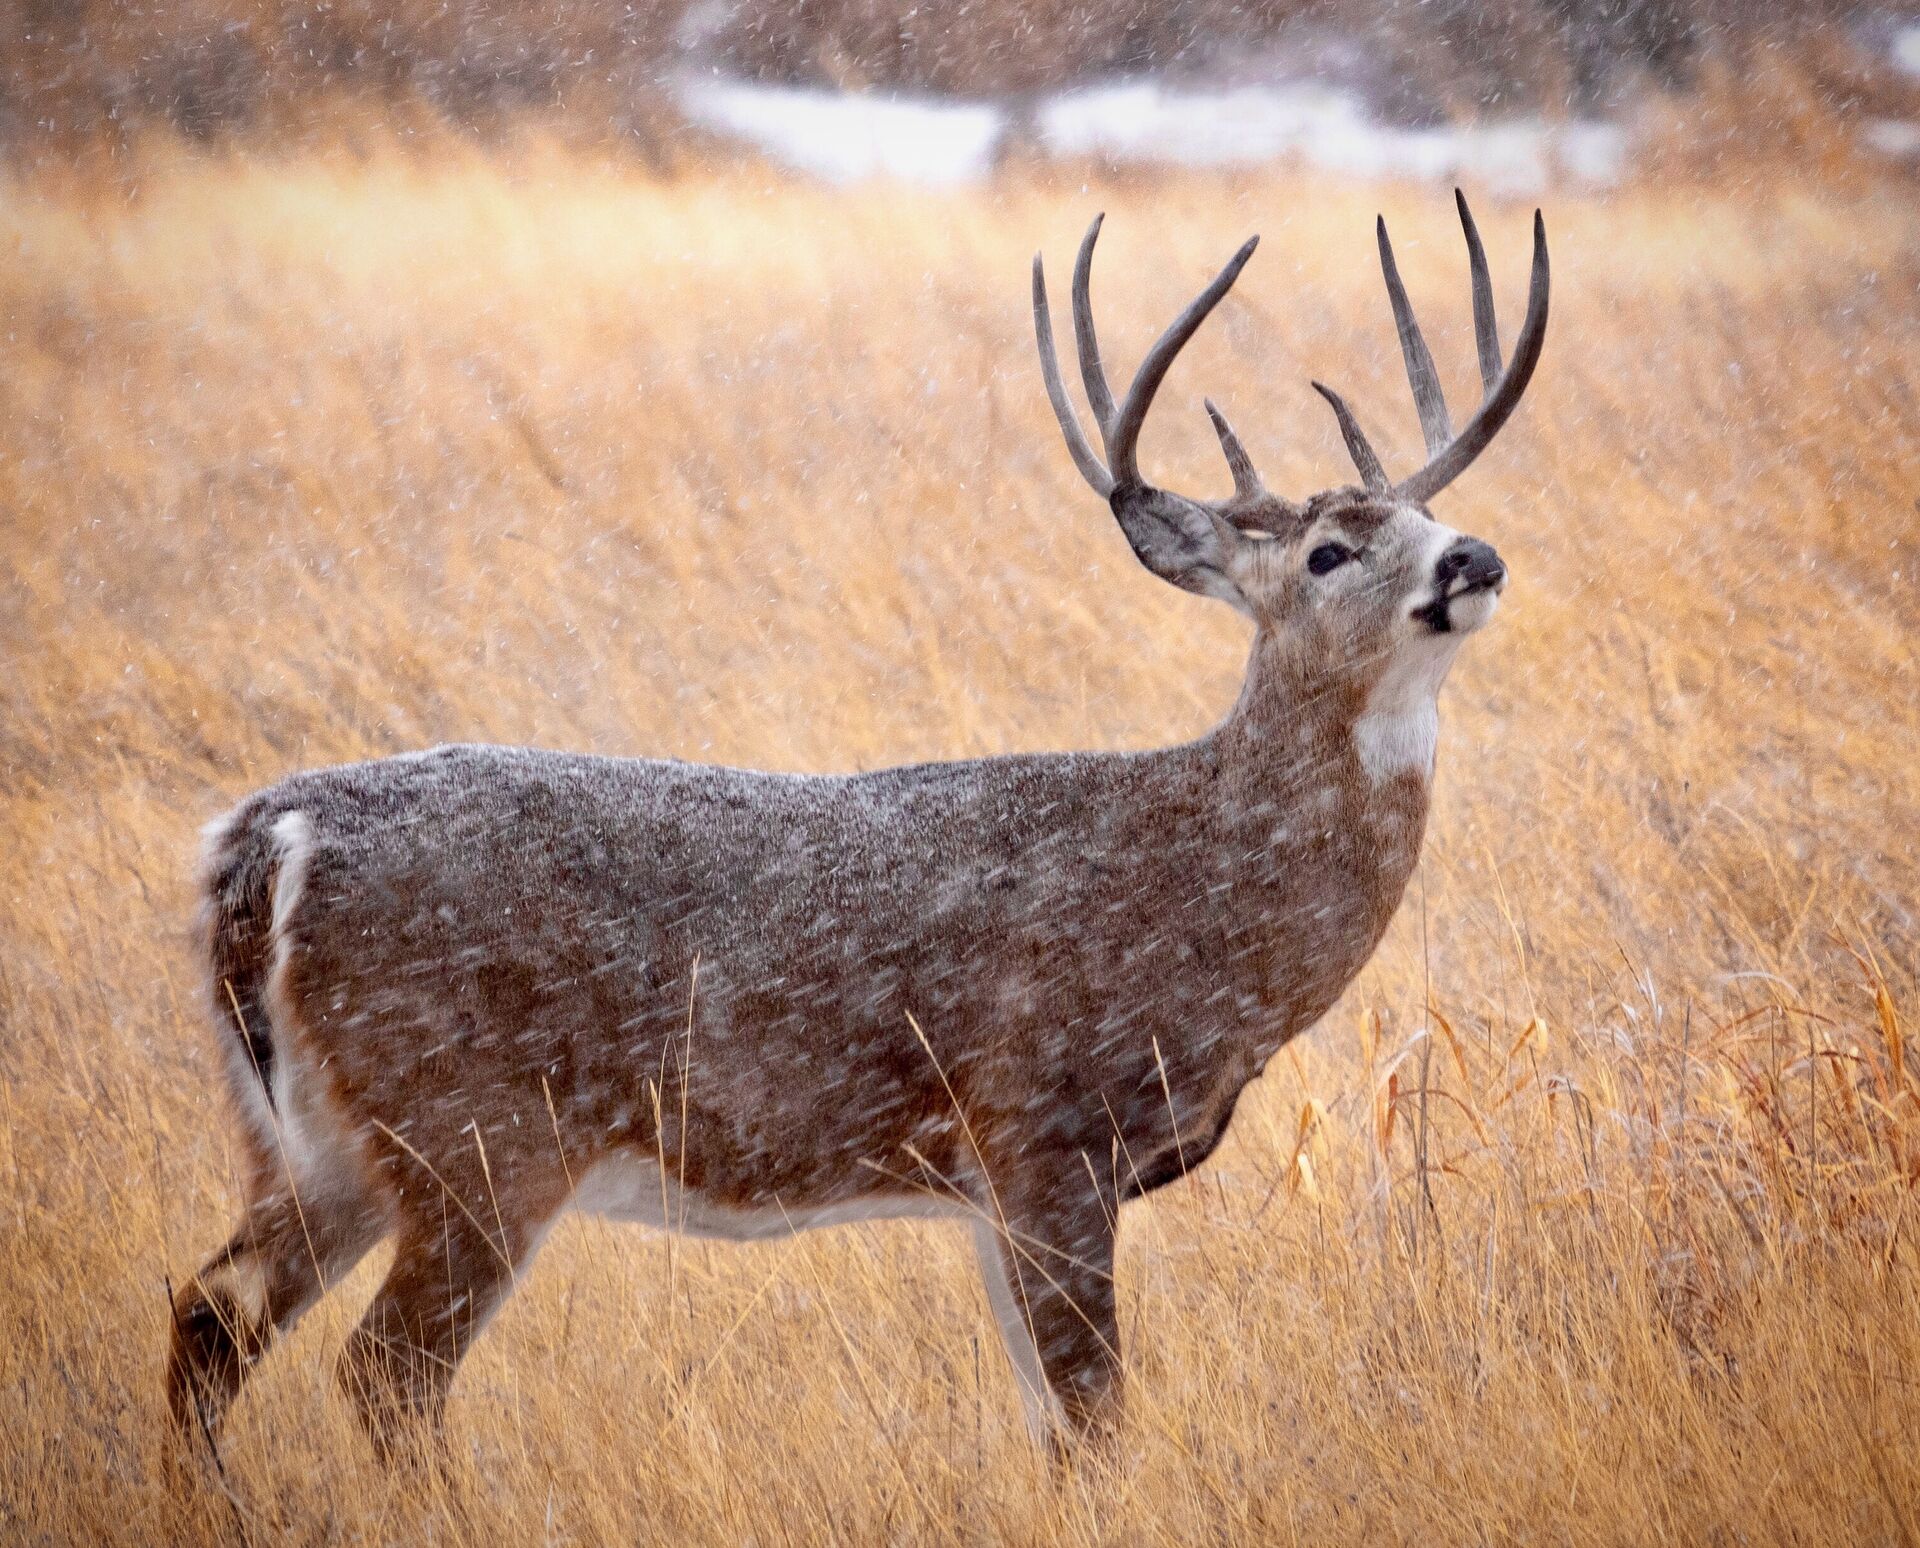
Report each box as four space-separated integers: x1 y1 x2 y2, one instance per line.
196 801 315 1168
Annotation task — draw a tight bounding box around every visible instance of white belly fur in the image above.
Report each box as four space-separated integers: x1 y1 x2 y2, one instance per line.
571 1153 971 1242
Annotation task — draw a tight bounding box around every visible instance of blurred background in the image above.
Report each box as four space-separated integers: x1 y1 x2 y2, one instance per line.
4 0 1919 178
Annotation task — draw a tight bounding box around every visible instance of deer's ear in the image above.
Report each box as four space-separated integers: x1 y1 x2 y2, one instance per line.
1110 486 1251 616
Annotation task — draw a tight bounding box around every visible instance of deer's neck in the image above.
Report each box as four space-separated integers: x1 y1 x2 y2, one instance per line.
1191 629 1446 1057
1211 627 1455 794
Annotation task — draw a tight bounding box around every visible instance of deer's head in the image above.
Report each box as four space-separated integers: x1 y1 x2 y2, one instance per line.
1034 192 1548 714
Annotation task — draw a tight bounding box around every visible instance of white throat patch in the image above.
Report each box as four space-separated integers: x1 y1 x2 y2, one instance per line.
1354 634 1462 782
1354 519 1470 784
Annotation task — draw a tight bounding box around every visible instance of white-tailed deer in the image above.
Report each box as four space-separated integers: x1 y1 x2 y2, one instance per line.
169 191 1548 1451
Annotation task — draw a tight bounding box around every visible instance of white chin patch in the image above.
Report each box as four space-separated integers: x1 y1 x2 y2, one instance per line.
1445 586 1500 635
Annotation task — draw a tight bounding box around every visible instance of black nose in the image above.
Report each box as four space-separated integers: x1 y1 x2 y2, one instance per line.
1436 538 1506 592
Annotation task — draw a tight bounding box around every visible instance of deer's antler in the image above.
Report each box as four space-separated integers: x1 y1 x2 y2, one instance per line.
1033 217 1261 500
1317 190 1550 504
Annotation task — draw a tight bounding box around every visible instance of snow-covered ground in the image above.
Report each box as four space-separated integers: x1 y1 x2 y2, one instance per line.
677 72 1626 192
1893 21 1920 78
1037 80 1625 193
1864 119 1920 160
1859 20 1920 162
676 78 1002 187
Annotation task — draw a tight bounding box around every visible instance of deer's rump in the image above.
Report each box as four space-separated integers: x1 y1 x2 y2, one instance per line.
195 741 1225 1221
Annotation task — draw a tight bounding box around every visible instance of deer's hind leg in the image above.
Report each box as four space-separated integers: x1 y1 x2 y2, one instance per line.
167 1174 388 1443
337 1171 567 1462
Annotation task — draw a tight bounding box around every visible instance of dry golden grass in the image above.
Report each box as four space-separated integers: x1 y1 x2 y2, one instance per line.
2 139 1917 1544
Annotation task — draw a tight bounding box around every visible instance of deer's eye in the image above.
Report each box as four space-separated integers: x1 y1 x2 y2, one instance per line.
1307 542 1354 576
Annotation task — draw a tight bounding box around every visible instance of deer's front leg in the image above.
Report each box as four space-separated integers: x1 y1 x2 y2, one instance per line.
971 1163 1121 1441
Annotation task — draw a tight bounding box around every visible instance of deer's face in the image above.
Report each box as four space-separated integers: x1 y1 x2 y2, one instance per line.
1112 483 1506 696
1185 488 1510 782
1247 489 1507 651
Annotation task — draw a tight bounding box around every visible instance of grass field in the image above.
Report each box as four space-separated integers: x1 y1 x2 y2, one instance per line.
2 138 1918 1543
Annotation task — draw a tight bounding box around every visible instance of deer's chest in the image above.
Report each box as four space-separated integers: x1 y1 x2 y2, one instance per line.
1119 1082 1248 1201
1224 782 1429 1018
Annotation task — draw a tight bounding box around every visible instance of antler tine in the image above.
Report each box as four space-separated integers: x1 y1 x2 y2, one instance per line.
1377 215 1452 457
1396 209 1550 505
1071 214 1119 440
1311 382 1390 494
1032 253 1115 497
1455 188 1502 396
1204 398 1263 500
1107 235 1259 488
1029 255 1121 495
